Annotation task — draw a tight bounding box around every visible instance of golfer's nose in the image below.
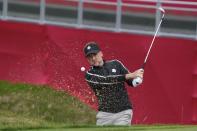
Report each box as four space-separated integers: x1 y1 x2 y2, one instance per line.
92 55 96 60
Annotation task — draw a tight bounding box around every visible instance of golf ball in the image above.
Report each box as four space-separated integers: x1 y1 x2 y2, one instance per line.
81 67 85 72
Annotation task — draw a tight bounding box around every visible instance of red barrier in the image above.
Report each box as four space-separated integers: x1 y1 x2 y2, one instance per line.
0 20 197 124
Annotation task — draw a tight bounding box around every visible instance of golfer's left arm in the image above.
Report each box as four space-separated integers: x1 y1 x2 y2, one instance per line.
118 60 144 86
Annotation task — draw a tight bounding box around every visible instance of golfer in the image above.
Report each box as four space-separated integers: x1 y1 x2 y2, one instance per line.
83 42 144 126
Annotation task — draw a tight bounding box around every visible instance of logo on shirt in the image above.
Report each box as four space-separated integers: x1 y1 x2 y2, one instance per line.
112 68 116 73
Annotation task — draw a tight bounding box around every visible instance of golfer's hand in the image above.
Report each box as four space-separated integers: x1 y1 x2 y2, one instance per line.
134 68 144 79
125 69 144 80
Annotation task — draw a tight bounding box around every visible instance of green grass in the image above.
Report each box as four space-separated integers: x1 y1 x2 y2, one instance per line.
0 81 96 130
2 125 197 131
0 81 197 131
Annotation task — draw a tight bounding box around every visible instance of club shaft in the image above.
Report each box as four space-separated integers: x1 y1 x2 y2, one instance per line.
143 13 164 66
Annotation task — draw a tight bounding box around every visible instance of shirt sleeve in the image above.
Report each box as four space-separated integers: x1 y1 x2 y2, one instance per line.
116 60 134 86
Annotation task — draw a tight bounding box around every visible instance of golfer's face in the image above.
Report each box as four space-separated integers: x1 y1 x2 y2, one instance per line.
86 51 103 66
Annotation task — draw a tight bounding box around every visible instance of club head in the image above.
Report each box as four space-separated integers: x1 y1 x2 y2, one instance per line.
158 6 165 14
158 6 165 19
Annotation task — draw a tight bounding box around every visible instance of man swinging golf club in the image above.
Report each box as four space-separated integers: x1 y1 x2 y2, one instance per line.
83 42 144 125
82 6 165 126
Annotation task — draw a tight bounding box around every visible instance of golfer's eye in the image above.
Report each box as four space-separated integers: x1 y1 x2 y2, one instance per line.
87 54 96 59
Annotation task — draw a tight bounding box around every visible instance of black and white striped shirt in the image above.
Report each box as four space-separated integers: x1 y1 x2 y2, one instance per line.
85 60 134 113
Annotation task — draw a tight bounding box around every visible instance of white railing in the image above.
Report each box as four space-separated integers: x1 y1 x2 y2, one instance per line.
0 0 196 40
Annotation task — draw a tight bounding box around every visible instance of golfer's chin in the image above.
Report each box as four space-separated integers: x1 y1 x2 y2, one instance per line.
92 62 102 67
92 63 99 67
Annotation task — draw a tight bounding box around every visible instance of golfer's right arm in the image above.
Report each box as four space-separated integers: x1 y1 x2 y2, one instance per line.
85 71 127 84
85 69 143 85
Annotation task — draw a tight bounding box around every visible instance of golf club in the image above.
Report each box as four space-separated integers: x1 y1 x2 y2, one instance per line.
142 6 165 69
132 6 165 87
